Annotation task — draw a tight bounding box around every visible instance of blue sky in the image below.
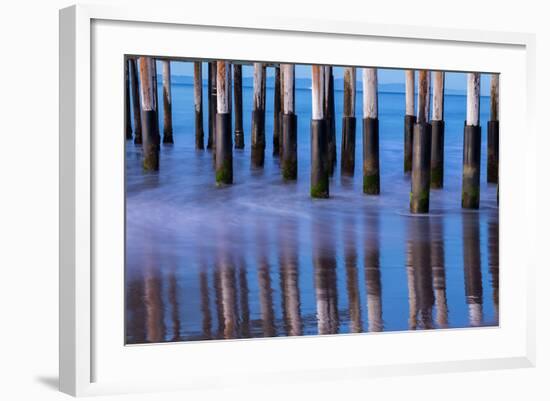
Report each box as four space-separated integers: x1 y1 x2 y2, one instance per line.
167 61 491 95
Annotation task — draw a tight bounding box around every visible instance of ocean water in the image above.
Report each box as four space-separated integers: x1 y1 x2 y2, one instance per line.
125 71 498 344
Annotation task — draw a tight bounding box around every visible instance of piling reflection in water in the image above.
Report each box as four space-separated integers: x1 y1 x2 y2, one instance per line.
407 217 435 330
364 212 383 332
125 207 498 344
463 213 483 327
312 216 339 335
278 218 302 337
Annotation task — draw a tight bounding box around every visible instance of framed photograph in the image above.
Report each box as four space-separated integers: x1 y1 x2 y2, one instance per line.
59 3 536 397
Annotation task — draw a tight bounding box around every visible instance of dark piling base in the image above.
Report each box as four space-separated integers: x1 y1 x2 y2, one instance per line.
281 113 298 180
195 109 204 150
404 115 416 173
341 116 356 176
163 127 173 144
363 117 380 195
142 110 160 171
462 124 481 209
251 109 265 167
278 111 284 158
134 132 142 145
487 120 499 183
311 119 329 198
327 116 337 176
215 113 233 185
430 120 445 189
234 129 244 149
410 122 432 213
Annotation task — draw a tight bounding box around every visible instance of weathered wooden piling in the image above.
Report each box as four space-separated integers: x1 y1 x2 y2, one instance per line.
125 59 132 140
138 57 160 171
341 67 356 176
233 64 244 149
194 62 204 149
251 63 266 167
310 66 329 198
410 70 432 213
362 68 380 195
324 66 337 175
129 58 142 144
161 60 173 144
462 72 482 209
404 70 416 172
281 64 297 180
487 74 499 183
215 61 233 185
430 71 445 188
273 66 281 156
151 60 161 141
207 62 217 150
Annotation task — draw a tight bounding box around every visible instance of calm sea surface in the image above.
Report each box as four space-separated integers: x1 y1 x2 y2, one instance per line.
125 72 498 344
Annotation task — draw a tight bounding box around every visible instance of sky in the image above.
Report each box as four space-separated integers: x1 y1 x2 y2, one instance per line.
166 61 492 95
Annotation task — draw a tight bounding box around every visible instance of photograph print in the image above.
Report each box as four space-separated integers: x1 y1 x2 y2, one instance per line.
124 57 499 344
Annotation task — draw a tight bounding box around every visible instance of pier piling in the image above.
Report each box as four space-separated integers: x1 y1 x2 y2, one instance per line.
310 65 329 198
487 74 499 183
341 67 356 176
362 68 380 195
138 57 160 171
273 66 281 156
404 70 416 172
161 60 173 144
281 64 297 180
410 70 432 213
325 67 337 175
194 62 204 149
125 59 132 140
462 72 482 209
207 62 217 150
251 63 266 167
233 64 244 149
430 71 445 188
129 58 142 144
215 61 233 185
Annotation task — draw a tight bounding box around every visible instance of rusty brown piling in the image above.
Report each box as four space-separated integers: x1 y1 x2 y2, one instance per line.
341 67 356 176
281 64 297 180
310 65 329 198
125 58 132 140
161 60 173 144
362 68 380 195
410 70 431 213
138 57 160 171
487 74 499 184
194 62 204 149
430 71 445 188
215 61 233 185
207 62 217 150
404 70 416 172
233 64 244 149
129 58 142 144
462 73 482 209
251 63 266 167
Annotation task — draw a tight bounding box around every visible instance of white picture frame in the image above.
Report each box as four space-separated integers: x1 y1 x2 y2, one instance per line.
59 3 536 397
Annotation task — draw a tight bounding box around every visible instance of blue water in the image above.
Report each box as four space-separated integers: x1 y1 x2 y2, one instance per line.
125 67 498 344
